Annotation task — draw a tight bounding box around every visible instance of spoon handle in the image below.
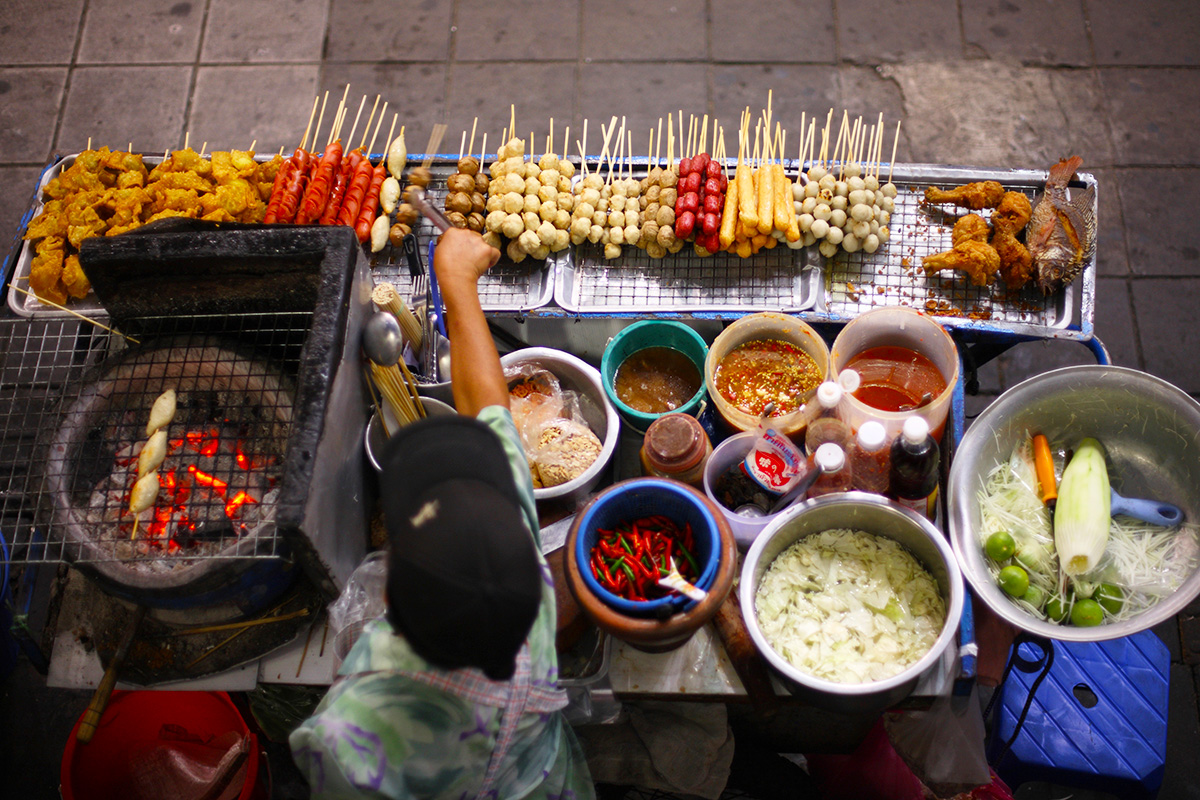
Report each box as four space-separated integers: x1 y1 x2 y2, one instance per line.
1110 489 1184 527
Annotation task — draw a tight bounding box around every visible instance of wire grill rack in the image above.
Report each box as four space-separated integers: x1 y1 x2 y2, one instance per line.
363 159 556 314
817 165 1092 339
0 312 311 567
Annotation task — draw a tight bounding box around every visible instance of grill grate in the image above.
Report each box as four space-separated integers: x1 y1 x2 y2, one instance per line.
0 312 310 567
823 175 1063 326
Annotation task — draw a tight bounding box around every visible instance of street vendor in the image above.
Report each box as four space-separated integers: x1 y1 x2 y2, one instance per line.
289 228 595 800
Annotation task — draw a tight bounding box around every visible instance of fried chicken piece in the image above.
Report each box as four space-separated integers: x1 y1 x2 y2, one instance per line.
149 170 214 194
952 213 990 246
922 239 1001 286
61 254 91 299
29 237 67 305
24 200 67 240
924 180 1006 210
993 231 1034 289
991 191 1033 236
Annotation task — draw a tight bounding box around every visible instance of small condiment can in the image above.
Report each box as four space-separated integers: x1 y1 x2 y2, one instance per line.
640 413 712 487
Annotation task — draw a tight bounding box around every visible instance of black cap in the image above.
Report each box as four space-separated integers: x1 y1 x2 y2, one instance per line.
380 415 541 680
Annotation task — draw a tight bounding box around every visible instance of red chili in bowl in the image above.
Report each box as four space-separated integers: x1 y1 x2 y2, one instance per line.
589 515 699 601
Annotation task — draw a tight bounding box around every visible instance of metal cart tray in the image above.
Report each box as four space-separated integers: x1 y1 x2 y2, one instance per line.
806 164 1096 342
366 158 555 315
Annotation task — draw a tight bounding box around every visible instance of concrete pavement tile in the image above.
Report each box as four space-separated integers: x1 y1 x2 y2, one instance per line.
189 65 319 155
447 63 576 160
837 66 905 134
712 65 837 140
77 0 202 64
1117 167 1200 276
1091 278 1139 368
0 0 83 65
0 68 66 163
577 63 704 157
57 66 188 154
1130 278 1200 393
202 0 327 63
582 0 706 62
1162 664 1200 798
837 0 960 64
320 64 447 161
882 63 1113 168
1087 167 1128 277
325 0 451 62
0 167 43 271
1089 0 1200 66
993 338 1103 390
962 0 1090 66
711 0 835 64
1101 68 1200 165
454 0 577 62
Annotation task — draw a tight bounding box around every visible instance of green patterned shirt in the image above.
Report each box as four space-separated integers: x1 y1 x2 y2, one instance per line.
290 406 594 799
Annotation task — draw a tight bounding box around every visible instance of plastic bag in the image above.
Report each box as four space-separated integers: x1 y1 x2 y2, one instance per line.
506 364 602 489
328 551 388 661
882 685 991 798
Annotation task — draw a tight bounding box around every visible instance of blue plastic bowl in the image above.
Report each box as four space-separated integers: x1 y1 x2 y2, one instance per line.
574 478 722 617
601 320 709 433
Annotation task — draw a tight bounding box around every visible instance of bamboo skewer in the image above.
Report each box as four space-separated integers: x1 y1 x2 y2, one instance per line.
8 286 139 343
888 120 901 184
359 95 380 151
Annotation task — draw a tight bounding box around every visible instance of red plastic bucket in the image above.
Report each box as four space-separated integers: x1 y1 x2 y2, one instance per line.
61 691 265 800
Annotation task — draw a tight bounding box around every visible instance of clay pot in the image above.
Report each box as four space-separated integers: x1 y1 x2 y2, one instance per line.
563 480 738 653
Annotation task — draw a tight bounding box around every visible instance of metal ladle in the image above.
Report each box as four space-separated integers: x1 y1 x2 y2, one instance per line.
362 312 404 367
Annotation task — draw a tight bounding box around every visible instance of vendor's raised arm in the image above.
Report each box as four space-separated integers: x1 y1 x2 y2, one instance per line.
432 228 504 416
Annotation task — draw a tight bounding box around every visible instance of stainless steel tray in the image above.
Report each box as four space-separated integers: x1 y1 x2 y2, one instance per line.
365 158 556 315
8 154 108 319
553 161 819 316
805 164 1096 341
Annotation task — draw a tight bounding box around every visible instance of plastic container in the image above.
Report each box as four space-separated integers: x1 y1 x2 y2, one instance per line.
702 432 778 549
601 320 709 433
572 479 721 618
807 443 851 498
889 416 940 519
705 312 830 438
61 690 265 800
829 307 959 442
804 381 851 454
640 413 711 487
850 420 890 494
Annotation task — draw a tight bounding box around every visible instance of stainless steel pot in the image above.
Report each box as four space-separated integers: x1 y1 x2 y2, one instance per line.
739 493 964 714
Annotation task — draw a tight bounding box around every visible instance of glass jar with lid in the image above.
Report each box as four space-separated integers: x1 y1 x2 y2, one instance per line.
640 413 712 488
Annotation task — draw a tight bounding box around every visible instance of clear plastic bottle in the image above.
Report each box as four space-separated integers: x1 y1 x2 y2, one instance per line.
804 381 851 454
888 416 940 518
807 443 852 498
849 420 890 495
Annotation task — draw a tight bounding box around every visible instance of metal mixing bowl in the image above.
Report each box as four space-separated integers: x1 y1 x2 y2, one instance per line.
948 365 1200 641
740 493 964 714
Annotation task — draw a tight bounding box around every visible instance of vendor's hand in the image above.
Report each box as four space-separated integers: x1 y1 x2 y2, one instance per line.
433 228 500 298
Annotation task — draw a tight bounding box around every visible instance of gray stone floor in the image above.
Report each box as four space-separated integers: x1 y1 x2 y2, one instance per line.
2 0 1199 797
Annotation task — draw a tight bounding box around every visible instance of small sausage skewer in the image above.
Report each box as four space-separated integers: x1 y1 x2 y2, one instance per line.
336 155 375 228
320 148 361 225
354 162 388 244
295 139 343 224
275 148 311 224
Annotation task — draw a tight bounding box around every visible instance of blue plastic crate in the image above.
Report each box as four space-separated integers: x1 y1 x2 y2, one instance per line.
990 630 1169 799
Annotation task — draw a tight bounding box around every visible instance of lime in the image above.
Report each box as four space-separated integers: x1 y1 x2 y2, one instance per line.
998 565 1030 598
1022 584 1046 609
1096 583 1125 615
1071 598 1104 627
1045 595 1068 622
985 531 1016 562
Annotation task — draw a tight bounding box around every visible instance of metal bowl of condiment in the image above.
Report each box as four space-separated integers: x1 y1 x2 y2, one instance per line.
948 365 1200 642
500 347 620 502
740 493 963 714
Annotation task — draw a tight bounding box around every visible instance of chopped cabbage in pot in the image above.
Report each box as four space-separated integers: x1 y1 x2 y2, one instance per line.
755 528 946 684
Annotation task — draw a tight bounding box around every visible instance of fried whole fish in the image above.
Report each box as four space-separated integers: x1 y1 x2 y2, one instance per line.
1029 156 1096 294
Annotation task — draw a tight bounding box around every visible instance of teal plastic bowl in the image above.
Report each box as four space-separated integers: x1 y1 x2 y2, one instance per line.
601 321 709 433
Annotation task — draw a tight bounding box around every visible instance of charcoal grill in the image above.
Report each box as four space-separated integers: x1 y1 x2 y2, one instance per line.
0 223 373 615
